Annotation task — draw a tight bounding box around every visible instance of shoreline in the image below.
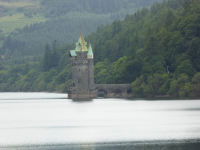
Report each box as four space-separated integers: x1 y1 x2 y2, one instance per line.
1 139 200 150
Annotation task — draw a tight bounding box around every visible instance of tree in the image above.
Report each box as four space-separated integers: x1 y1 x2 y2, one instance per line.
42 44 51 72
44 69 58 83
144 36 162 64
152 61 165 74
182 82 193 97
0 61 3 70
147 73 163 95
168 79 179 96
165 8 175 27
182 0 195 9
125 58 143 82
159 78 171 95
112 56 131 84
52 40 58 68
192 72 200 97
24 63 29 75
168 74 192 97
192 72 200 85
141 63 153 79
143 85 154 97
112 19 122 37
131 75 145 97
17 7 24 12
187 37 200 71
174 59 195 78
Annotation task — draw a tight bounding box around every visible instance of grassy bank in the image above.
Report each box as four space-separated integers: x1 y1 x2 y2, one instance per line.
0 13 47 35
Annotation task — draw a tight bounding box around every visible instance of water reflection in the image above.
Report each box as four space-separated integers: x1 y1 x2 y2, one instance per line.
72 99 93 102
0 93 200 150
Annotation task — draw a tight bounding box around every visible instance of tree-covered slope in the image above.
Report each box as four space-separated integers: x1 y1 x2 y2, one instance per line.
0 0 200 98
0 13 115 64
86 0 200 97
40 0 163 17
0 0 163 64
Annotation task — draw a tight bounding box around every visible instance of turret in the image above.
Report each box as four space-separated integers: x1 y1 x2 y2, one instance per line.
87 44 93 59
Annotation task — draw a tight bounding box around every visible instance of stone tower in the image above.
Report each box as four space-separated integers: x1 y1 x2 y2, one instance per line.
68 34 97 99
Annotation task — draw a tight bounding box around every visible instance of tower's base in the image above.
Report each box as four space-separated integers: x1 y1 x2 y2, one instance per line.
68 93 97 99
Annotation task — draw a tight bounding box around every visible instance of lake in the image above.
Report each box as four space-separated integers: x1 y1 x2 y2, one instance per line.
0 93 200 150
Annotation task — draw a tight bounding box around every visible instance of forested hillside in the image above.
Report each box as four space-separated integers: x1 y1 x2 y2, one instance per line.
0 13 115 64
87 0 200 97
0 0 162 64
40 0 162 17
0 0 200 98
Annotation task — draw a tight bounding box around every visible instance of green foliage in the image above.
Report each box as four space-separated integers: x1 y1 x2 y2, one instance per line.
192 72 200 85
1 0 200 98
17 7 24 12
44 69 58 83
143 84 154 97
144 36 161 64
46 81 57 92
168 79 179 96
192 72 200 97
25 70 39 83
183 82 193 97
141 63 153 79
113 56 131 84
64 79 72 93
0 0 162 64
40 0 162 18
168 74 194 97
174 59 195 78
187 37 200 71
131 75 145 97
94 59 111 84
24 12 33 18
40 43 59 72
56 64 71 84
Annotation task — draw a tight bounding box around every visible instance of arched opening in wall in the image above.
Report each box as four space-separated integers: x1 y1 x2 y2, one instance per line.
113 89 122 97
127 88 132 94
97 89 107 98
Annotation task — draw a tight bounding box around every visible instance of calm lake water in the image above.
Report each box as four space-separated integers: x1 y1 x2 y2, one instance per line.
0 93 200 150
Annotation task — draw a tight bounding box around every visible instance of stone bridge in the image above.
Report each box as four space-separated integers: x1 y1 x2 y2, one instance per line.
94 84 131 98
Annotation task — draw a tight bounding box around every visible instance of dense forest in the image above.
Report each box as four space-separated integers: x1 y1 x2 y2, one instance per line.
0 0 162 65
0 0 200 98
40 0 163 17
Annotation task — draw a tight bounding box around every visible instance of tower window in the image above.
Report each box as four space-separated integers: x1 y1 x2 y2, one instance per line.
78 78 81 84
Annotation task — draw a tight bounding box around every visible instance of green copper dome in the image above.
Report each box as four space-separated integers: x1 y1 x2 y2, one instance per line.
87 44 93 55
